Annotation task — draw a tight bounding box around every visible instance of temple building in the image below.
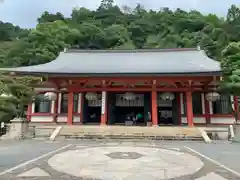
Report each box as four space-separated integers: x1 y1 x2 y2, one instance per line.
1 48 238 126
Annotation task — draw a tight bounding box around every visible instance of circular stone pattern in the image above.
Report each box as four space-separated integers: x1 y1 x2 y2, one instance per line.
48 146 203 180
106 152 143 159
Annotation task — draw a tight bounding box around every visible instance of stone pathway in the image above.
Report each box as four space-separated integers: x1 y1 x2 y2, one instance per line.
195 172 228 180
0 141 239 180
17 168 50 177
48 146 203 179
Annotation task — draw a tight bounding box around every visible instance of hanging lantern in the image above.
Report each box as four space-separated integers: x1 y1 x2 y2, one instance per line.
44 92 57 101
123 92 136 101
206 92 220 102
160 92 175 101
85 92 98 101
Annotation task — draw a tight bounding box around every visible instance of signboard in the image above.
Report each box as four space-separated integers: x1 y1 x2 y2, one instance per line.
101 91 106 115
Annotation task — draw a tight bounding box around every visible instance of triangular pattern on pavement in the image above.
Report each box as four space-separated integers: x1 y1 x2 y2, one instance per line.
195 172 228 180
17 167 50 177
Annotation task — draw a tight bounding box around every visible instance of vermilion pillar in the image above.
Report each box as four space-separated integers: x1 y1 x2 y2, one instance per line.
101 91 107 125
151 91 158 126
186 91 194 127
67 92 74 125
27 103 32 121
234 96 240 121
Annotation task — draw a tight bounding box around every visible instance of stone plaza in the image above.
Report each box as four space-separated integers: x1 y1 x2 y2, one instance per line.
0 140 239 180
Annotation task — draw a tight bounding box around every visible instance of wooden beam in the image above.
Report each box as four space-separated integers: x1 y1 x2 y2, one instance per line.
175 82 184 88
67 87 202 92
202 80 212 90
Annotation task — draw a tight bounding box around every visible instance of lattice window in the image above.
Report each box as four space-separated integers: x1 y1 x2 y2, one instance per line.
87 99 102 107
183 92 203 115
34 94 51 113
115 94 144 107
61 93 79 113
212 94 232 114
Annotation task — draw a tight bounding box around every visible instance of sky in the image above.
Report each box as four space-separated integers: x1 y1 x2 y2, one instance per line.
0 0 239 28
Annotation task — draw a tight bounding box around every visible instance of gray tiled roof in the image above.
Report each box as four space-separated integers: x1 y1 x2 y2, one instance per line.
0 48 221 76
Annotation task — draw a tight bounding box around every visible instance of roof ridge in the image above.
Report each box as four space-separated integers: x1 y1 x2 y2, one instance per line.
64 48 199 53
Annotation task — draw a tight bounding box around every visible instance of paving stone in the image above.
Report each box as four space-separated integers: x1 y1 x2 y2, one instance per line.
106 152 143 159
75 145 88 148
81 169 131 180
0 141 239 180
123 173 159 180
17 167 50 177
48 146 203 179
195 172 228 180
167 147 181 151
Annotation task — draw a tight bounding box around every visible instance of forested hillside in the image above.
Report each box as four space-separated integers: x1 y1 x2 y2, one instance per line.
0 0 239 68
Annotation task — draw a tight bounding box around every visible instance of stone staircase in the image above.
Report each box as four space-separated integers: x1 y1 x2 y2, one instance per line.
55 126 203 141
30 124 204 140
33 126 56 139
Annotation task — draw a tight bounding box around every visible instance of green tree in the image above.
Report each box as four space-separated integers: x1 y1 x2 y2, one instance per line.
104 24 132 48
5 20 75 66
71 22 106 49
226 5 240 42
0 21 29 41
0 74 41 122
0 1 240 68
98 0 114 10
220 42 240 94
37 11 65 23
71 7 95 24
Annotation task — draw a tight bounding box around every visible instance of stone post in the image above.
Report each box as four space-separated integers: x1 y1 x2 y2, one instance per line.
1 118 29 140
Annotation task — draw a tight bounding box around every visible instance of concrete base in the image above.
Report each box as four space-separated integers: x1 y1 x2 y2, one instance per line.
201 127 229 140
1 118 29 140
233 125 240 142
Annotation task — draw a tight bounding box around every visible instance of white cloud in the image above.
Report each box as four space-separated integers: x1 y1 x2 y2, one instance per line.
0 0 239 28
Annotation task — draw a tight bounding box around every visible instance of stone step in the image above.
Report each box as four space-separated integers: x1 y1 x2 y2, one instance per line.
58 134 203 141
58 126 203 141
34 127 55 137
31 125 203 140
61 126 200 134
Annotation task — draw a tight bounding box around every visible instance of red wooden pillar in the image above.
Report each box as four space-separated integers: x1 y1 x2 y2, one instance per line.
101 91 107 125
67 92 74 125
27 103 32 121
151 90 158 126
186 91 194 127
234 96 240 121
